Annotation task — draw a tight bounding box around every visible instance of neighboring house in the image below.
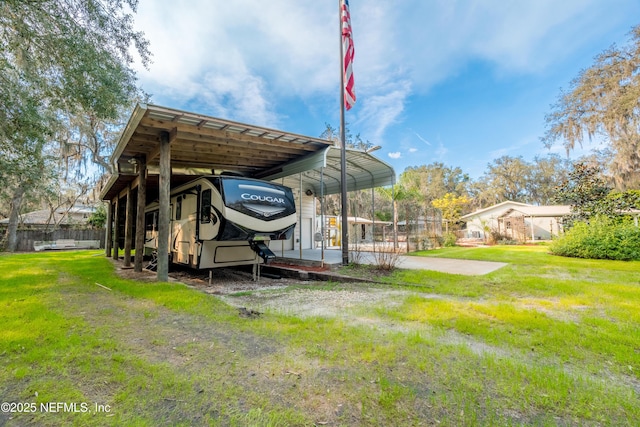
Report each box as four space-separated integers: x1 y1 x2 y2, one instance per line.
347 216 393 244
0 205 96 228
315 215 392 247
0 205 102 252
461 201 571 241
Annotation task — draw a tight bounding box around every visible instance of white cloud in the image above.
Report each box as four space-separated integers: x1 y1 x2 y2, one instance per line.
350 0 627 94
409 148 418 153
388 152 402 159
340 0 624 152
133 0 336 126
129 0 637 147
356 80 411 146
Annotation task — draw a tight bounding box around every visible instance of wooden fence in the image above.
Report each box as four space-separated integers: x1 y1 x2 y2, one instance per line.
0 227 105 252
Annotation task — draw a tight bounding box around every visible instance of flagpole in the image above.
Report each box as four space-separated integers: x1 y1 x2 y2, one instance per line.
339 0 349 265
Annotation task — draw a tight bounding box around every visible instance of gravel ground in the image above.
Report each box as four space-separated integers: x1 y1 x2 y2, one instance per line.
113 261 409 321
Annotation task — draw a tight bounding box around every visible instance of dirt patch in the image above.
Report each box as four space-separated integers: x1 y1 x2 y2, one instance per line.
221 286 408 320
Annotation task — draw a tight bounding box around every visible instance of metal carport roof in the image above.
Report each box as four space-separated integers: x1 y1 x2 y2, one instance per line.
256 145 396 196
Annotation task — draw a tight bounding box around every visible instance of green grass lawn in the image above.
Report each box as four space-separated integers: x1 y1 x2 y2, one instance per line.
1 246 639 426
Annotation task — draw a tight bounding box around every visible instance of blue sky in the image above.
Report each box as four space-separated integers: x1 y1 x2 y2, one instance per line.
132 0 640 179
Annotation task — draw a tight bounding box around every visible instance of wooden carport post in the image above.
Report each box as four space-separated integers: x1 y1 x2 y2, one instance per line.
157 131 172 282
105 201 113 257
112 197 120 260
123 184 134 267
134 157 147 272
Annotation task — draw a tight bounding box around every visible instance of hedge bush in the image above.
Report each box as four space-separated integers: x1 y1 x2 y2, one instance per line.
550 216 640 261
442 232 458 247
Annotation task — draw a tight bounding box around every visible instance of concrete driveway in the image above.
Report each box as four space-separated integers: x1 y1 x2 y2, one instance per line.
279 248 507 276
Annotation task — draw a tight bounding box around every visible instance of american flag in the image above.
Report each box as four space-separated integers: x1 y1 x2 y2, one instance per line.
341 0 355 110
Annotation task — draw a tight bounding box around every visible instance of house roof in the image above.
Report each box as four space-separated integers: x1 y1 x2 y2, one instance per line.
460 201 532 220
499 205 571 218
346 216 392 225
100 104 395 201
0 206 94 225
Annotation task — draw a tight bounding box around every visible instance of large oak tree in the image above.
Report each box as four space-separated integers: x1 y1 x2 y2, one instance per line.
0 0 149 251
543 24 640 189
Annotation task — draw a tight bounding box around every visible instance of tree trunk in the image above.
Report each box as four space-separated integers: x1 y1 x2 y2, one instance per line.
6 185 26 252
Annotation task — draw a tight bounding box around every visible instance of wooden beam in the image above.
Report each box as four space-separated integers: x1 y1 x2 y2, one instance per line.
113 196 120 261
166 160 263 171
156 131 172 282
118 184 133 199
127 133 159 147
131 125 163 138
123 184 134 267
168 144 289 159
146 142 161 165
134 157 147 272
175 129 320 153
169 150 283 167
105 201 113 257
146 127 177 163
172 134 306 157
139 117 327 151
129 174 140 190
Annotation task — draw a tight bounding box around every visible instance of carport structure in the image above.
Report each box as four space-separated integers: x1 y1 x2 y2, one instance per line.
100 103 395 281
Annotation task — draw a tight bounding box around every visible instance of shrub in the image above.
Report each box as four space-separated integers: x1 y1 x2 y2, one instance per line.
349 245 365 265
374 249 402 271
442 232 457 247
488 230 508 245
87 204 107 228
550 215 640 260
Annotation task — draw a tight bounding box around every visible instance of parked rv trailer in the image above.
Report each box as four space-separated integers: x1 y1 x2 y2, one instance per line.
144 176 296 269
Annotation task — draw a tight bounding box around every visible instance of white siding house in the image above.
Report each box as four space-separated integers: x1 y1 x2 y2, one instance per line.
315 216 392 247
0 205 96 228
461 201 571 241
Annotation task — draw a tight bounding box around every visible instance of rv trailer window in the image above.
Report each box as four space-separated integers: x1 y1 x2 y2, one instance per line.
201 189 212 223
145 212 157 232
176 196 182 220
